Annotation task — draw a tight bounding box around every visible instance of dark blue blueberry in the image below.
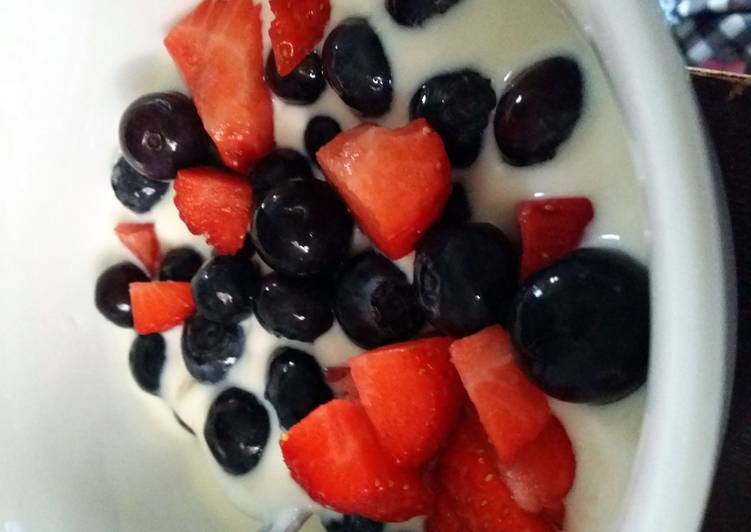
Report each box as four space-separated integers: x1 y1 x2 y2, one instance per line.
249 148 314 199
173 411 196 436
158 247 204 282
386 0 463 27
335 251 424 349
494 57 584 166
233 235 256 262
265 52 326 105
192 256 260 324
509 248 649 404
111 157 169 213
414 223 517 336
304 115 342 165
119 92 211 180
255 274 334 342
410 69 496 167
95 262 149 327
324 515 384 532
441 183 471 225
322 18 393 117
251 178 353 277
181 314 245 383
129 333 166 395
265 347 333 429
204 387 270 475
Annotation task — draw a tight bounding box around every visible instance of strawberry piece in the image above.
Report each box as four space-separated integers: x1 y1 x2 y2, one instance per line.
425 490 468 532
269 0 331 76
502 416 576 513
516 197 594 278
317 119 452 259
542 501 566 530
165 0 274 172
434 411 553 532
115 223 161 276
129 281 196 334
173 167 252 254
450 326 551 463
325 367 359 401
349 337 463 468
280 400 432 522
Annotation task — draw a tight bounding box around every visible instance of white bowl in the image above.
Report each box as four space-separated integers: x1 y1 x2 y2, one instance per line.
0 1 733 531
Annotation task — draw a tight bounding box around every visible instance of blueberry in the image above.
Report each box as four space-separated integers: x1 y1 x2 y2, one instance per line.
95 262 149 327
128 334 166 395
181 314 245 383
324 515 384 532
111 157 169 213
322 18 393 117
232 236 256 262
255 274 334 342
441 183 471 225
335 251 424 349
252 178 353 277
119 92 211 180
204 387 270 475
386 0 463 27
265 347 333 429
494 57 584 166
174 411 196 436
249 148 314 199
509 248 649 404
410 69 496 167
304 116 342 165
192 256 260 324
159 247 204 282
414 223 517 336
265 52 326 105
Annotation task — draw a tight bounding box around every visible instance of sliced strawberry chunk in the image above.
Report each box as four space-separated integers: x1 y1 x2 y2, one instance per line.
269 0 331 76
317 119 452 259
450 326 551 463
115 223 161 277
425 490 469 532
173 167 252 254
349 337 463 468
516 197 594 278
542 501 566 530
281 400 432 522
325 367 360 401
129 281 195 334
165 0 274 172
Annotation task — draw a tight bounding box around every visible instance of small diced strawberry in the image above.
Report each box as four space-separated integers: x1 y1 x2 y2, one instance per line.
173 167 252 255
325 367 360 401
542 501 566 530
269 0 331 76
349 337 464 468
516 197 594 278
129 281 196 334
281 400 433 522
425 490 468 532
115 223 161 277
450 326 551 463
317 119 452 259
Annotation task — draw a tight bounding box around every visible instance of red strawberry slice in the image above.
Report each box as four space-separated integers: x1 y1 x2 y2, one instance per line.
173 167 252 255
450 326 551 463
269 0 331 76
516 197 594 279
325 367 360 401
349 337 464 468
541 501 566 530
280 400 433 522
115 223 161 277
317 119 452 259
425 490 469 532
129 281 196 334
165 0 274 173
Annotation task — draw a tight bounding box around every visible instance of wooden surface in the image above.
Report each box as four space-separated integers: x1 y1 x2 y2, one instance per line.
690 68 751 532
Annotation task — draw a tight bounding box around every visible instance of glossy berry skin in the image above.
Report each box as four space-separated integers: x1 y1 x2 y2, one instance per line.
265 347 334 429
410 69 496 168
95 262 149 327
324 516 384 532
386 0 463 27
322 18 392 117
111 157 169 213
119 92 210 181
414 223 517 337
181 314 245 383
252 178 353 277
192 256 260 324
249 148 314 198
441 183 472 225
159 247 204 282
204 387 270 475
494 57 584 166
509 248 649 404
265 52 326 105
304 115 342 164
129 333 166 395
255 274 333 342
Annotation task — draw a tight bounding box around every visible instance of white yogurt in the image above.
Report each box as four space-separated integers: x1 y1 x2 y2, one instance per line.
108 0 650 530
